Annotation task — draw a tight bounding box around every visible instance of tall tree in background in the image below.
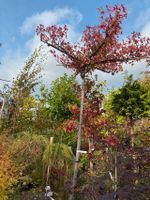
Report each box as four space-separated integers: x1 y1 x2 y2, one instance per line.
39 74 79 122
1 48 42 134
140 72 150 116
12 48 42 105
36 4 150 199
34 74 80 143
110 75 150 147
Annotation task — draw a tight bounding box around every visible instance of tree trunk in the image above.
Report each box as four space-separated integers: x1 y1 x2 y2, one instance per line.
114 150 118 199
0 95 6 119
130 119 139 185
46 137 54 185
88 136 94 172
130 123 134 148
69 74 85 200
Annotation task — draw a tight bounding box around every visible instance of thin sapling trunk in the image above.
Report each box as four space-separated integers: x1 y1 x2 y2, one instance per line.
69 73 85 200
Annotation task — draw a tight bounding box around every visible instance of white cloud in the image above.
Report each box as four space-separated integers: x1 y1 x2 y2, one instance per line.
20 8 82 34
0 50 26 89
93 61 147 90
25 35 41 53
42 56 73 85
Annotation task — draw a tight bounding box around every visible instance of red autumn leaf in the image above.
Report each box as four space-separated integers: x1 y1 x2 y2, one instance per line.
105 135 120 146
65 120 78 133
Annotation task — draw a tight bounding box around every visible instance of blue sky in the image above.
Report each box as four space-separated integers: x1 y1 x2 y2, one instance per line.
0 0 150 89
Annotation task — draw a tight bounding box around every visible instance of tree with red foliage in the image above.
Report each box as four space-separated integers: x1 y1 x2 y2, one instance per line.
65 77 104 135
65 77 106 171
36 4 150 199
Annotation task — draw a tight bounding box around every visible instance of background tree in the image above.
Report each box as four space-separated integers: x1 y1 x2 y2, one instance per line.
38 73 79 122
34 74 79 151
11 47 42 107
1 48 42 134
110 75 150 147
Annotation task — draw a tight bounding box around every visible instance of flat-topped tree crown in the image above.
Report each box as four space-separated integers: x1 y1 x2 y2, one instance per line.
36 4 150 76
